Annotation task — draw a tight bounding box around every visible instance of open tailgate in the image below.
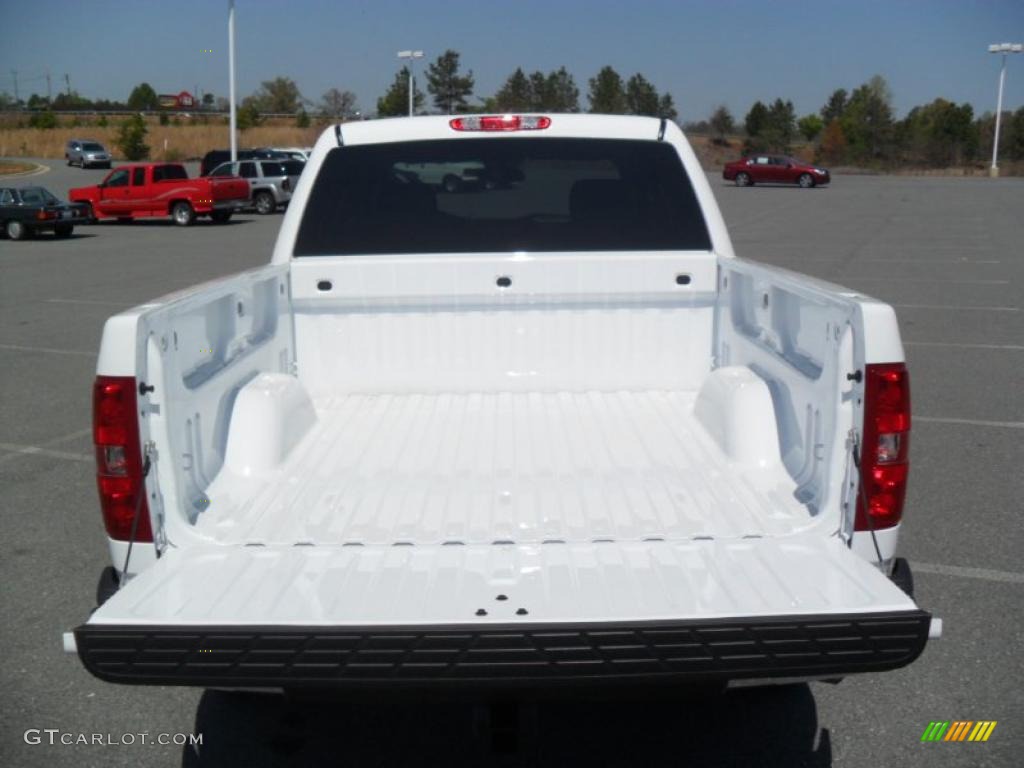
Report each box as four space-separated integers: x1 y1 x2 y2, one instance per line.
75 536 930 688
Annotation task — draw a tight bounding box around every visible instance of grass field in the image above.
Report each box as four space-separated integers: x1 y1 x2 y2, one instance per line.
1 121 1016 175
0 119 320 161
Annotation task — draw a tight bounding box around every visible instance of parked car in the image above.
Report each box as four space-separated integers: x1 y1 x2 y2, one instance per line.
0 185 89 239
723 155 830 187
68 115 935 695
68 163 249 225
65 139 112 169
199 148 289 177
272 146 314 161
208 159 298 214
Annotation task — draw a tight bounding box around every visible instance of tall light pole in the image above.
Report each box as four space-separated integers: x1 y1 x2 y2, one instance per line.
988 42 1022 177
397 50 424 117
228 0 238 162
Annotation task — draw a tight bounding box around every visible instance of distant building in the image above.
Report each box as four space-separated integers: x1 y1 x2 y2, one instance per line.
157 91 196 110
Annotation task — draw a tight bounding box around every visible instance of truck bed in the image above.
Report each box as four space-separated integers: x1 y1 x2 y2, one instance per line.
197 389 813 546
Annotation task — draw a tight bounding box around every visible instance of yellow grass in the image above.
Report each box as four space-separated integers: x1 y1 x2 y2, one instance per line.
0 121 322 161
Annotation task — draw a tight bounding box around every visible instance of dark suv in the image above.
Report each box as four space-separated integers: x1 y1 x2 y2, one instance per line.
200 148 289 177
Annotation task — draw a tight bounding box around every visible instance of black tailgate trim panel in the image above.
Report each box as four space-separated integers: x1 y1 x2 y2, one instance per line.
75 610 930 688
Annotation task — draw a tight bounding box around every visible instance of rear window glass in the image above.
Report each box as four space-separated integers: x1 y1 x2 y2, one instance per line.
281 160 305 175
294 138 711 256
82 143 104 151
153 165 188 182
260 162 287 176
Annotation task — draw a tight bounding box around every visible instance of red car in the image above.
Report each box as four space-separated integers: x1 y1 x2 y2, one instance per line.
723 154 830 188
69 163 250 225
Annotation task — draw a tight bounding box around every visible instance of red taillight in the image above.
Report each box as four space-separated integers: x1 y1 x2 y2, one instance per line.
449 115 551 132
856 363 911 531
36 209 57 220
93 376 152 542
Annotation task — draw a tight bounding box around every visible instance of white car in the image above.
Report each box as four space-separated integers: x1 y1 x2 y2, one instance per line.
272 146 314 162
68 114 936 693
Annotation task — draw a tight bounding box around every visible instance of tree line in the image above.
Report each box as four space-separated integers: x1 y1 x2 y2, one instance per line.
0 51 677 122
694 75 1024 168
373 51 677 119
5 64 1023 169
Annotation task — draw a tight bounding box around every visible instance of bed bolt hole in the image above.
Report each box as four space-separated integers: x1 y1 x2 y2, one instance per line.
496 275 512 288
516 608 528 616
762 293 770 308
236 301 245 317
675 273 691 286
476 608 488 617
496 594 508 601
317 280 333 292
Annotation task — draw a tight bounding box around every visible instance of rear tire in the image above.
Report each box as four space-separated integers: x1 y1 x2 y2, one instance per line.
442 174 461 193
172 201 196 226
82 203 97 224
211 211 232 224
5 219 29 240
55 223 74 237
890 557 914 598
96 566 119 607
254 191 275 215
798 173 814 188
735 172 752 187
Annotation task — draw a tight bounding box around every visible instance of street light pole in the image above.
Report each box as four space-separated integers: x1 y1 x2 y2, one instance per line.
397 50 424 117
988 42 1022 177
229 0 237 163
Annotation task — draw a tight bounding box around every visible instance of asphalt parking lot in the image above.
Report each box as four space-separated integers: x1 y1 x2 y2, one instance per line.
1 159 1022 767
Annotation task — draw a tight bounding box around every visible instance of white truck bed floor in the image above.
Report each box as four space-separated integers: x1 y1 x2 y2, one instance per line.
198 390 812 546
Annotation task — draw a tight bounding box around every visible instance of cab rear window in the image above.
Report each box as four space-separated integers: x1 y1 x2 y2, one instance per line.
294 138 711 256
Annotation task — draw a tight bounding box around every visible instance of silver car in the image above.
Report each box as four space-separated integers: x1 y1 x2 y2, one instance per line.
65 139 112 169
209 159 303 214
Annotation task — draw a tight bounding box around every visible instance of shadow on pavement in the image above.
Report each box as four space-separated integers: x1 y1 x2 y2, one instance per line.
91 218 259 227
183 684 831 767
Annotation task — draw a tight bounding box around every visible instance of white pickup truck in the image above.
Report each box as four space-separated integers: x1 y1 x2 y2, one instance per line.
70 114 937 691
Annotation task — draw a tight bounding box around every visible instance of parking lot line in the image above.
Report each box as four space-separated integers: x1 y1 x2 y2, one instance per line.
0 343 93 357
910 561 1024 584
904 341 1024 351
790 258 1001 264
0 428 92 467
46 298 131 307
843 277 1010 285
916 417 1024 429
893 304 1019 312
0 442 92 463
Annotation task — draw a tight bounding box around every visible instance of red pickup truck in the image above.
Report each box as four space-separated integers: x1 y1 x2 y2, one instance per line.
69 163 250 225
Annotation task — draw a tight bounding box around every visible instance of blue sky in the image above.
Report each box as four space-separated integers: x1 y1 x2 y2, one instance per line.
1 0 1022 121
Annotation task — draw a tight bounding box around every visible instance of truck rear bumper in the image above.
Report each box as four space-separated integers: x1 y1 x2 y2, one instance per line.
74 610 930 689
212 199 247 212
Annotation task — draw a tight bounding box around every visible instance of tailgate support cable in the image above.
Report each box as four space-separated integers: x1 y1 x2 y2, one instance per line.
850 435 885 566
118 452 152 590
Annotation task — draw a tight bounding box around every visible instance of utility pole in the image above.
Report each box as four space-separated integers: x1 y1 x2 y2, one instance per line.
397 50 424 117
229 0 237 162
64 73 71 98
11 70 18 108
46 69 52 104
988 43 1023 177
